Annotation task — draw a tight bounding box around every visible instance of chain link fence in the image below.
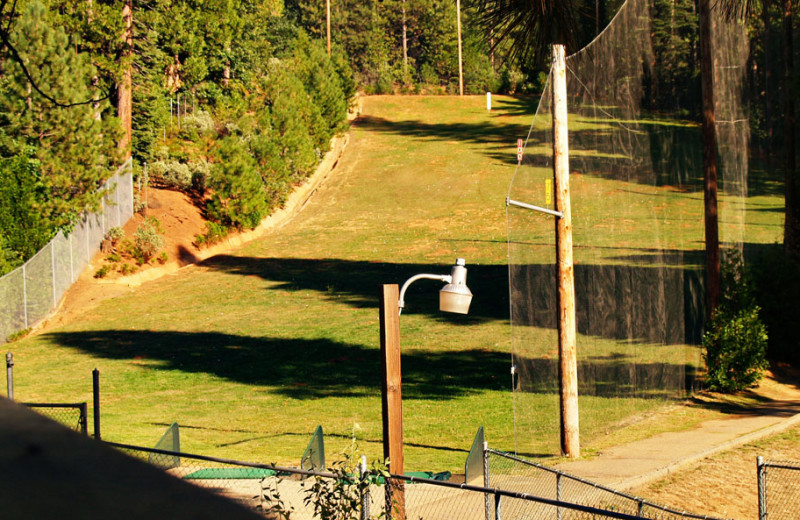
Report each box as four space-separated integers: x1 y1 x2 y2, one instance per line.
758 457 800 520
486 449 721 520
104 442 724 520
0 159 134 343
22 402 88 435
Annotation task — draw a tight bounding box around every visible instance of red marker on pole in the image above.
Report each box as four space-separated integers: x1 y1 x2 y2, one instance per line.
517 138 524 163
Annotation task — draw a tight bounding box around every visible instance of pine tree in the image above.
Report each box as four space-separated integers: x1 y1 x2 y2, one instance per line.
0 0 118 232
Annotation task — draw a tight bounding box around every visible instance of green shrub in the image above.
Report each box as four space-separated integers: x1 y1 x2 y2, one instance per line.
207 138 268 230
180 110 216 138
149 160 193 189
419 62 439 86
94 265 111 278
133 217 165 262
703 250 769 392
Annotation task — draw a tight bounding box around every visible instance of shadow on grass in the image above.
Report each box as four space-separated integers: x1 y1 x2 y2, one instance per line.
44 325 699 402
202 255 705 345
43 329 508 400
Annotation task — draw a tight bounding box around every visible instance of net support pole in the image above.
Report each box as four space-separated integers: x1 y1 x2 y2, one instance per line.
379 284 405 520
552 44 580 458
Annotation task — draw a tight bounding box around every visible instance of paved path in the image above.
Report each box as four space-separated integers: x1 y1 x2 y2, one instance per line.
554 392 800 491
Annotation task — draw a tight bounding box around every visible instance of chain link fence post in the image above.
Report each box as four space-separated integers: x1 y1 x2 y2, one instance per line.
79 402 88 435
6 352 13 400
557 472 563 520
483 441 491 520
93 368 101 439
758 456 767 520
360 455 370 520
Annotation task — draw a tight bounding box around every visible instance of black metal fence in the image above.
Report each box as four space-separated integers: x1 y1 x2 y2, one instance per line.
486 449 723 520
22 402 88 434
105 441 723 520
758 457 800 520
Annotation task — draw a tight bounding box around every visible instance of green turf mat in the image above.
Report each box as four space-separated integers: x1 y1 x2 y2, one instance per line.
183 467 277 480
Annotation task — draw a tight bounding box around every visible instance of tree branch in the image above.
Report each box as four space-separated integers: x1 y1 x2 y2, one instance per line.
0 2 111 108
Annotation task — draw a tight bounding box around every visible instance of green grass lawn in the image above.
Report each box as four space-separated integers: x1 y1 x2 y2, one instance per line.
5 95 785 472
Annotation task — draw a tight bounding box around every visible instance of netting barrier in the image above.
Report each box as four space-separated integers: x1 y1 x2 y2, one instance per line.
506 0 749 456
758 458 800 520
23 402 88 435
0 159 134 343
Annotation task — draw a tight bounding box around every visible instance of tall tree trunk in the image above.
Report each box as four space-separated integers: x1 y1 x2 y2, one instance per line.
117 0 132 158
764 0 773 158
699 0 721 317
402 0 408 81
783 0 800 260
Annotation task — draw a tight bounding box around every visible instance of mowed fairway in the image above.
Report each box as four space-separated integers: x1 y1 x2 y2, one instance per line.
5 95 785 472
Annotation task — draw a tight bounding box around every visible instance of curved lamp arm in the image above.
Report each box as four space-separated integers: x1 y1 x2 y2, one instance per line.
398 274 451 315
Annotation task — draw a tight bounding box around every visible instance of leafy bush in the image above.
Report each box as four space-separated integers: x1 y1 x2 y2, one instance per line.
703 250 769 392
195 221 229 248
419 62 439 87
149 160 193 189
133 217 165 262
94 265 111 278
179 110 216 138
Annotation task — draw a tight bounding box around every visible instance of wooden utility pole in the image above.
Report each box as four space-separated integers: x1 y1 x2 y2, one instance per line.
379 284 405 519
118 0 133 157
456 0 463 96
552 44 579 458
326 0 331 56
698 0 720 316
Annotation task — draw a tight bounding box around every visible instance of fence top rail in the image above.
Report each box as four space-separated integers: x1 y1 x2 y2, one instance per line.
760 459 800 471
486 448 727 520
22 402 87 409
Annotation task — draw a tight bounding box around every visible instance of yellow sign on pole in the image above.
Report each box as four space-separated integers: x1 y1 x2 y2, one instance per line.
545 179 552 205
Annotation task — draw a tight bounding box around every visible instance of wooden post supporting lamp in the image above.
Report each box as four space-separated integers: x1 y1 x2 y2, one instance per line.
379 259 473 519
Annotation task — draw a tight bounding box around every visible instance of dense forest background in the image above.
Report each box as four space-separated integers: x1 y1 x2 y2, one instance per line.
0 0 794 275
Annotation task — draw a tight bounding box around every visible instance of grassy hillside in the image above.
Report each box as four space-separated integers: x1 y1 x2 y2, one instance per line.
5 95 785 472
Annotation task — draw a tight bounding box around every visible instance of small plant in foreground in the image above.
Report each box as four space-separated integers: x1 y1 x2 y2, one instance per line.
194 221 229 248
703 249 769 392
104 227 125 252
94 265 111 278
157 251 168 264
303 451 389 520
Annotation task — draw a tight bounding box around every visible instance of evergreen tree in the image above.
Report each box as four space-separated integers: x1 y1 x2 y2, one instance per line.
0 0 118 233
0 150 49 269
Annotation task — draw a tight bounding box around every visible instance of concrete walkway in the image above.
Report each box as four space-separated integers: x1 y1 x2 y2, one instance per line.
554 393 800 491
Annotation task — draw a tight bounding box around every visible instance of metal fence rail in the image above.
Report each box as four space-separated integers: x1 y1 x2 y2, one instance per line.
105 441 719 520
486 449 722 520
758 457 800 520
0 159 134 343
23 402 88 435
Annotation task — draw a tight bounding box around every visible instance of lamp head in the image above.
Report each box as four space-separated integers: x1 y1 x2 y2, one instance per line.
439 258 473 314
